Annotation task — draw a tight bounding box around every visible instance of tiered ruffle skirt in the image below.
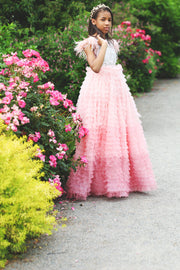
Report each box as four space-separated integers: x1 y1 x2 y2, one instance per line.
66 65 157 200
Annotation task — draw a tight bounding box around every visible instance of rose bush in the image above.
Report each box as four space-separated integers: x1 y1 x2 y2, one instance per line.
113 1 179 78
19 12 89 105
0 50 88 191
113 21 162 95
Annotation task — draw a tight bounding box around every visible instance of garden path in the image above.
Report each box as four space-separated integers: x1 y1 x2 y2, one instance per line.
6 78 180 270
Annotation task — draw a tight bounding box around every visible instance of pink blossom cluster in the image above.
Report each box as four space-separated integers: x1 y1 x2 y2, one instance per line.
0 52 50 132
72 112 82 124
0 103 29 132
142 48 162 73
56 143 69 160
78 126 89 138
131 30 151 42
117 21 151 44
48 129 57 143
28 132 41 142
35 148 45 162
114 21 162 75
49 155 57 167
2 50 49 83
49 175 64 196
38 82 55 93
38 82 76 112
47 128 69 165
80 156 88 164
65 124 72 132
30 106 38 112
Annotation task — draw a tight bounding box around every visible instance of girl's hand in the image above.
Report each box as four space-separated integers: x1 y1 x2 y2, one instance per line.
96 34 108 47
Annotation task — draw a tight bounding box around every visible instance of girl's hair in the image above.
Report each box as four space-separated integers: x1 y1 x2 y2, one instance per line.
88 4 113 40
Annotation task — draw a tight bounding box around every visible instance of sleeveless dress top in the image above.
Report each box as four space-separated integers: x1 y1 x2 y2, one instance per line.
97 42 118 66
74 36 119 65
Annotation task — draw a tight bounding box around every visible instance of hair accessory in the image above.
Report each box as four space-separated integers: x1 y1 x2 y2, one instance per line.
90 4 110 19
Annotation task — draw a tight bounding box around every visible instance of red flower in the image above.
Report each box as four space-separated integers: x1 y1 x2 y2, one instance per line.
121 21 131 26
155 50 162 56
142 58 149 64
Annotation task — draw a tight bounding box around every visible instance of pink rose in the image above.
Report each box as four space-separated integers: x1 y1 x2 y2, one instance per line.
18 100 26 108
18 112 25 121
50 98 59 106
142 58 149 64
0 83 6 91
33 76 39 83
32 137 39 142
49 155 57 167
30 106 38 112
63 100 69 108
155 50 162 56
0 105 9 113
48 129 55 137
78 126 89 138
56 153 65 160
49 137 57 144
35 132 41 139
65 124 72 132
4 119 11 125
61 143 69 151
21 117 30 124
121 21 131 26
19 91 27 97
144 35 151 41
23 49 40 58
11 124 18 132
81 156 88 164
35 149 45 162
2 96 12 104
13 118 19 126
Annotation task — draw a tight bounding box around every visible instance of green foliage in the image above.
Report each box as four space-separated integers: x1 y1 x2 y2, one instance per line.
0 22 37 71
112 2 139 26
0 120 59 268
113 0 180 77
0 0 113 32
21 11 90 104
154 33 179 78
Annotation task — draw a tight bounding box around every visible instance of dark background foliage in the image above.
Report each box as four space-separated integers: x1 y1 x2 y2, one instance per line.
0 0 179 97
0 0 112 31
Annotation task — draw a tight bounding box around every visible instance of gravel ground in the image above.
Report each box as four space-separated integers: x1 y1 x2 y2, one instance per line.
5 78 180 270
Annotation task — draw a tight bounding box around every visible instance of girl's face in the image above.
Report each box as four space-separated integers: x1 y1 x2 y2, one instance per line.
91 10 112 36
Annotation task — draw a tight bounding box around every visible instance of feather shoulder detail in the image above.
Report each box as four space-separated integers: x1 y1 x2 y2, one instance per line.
74 36 99 59
113 39 120 53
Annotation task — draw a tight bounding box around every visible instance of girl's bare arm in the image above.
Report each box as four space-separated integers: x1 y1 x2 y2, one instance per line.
84 35 108 73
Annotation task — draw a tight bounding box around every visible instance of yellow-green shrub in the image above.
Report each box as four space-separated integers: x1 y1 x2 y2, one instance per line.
0 120 59 268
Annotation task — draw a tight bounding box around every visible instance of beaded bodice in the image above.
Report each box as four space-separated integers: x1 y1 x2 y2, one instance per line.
74 36 119 66
96 43 118 66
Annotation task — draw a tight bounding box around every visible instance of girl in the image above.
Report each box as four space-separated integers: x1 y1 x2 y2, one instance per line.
66 4 157 200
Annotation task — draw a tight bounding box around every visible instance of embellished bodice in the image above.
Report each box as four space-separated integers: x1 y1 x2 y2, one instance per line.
74 36 119 66
96 43 118 66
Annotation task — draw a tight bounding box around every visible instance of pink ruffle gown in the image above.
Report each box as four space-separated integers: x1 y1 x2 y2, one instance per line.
66 36 157 200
